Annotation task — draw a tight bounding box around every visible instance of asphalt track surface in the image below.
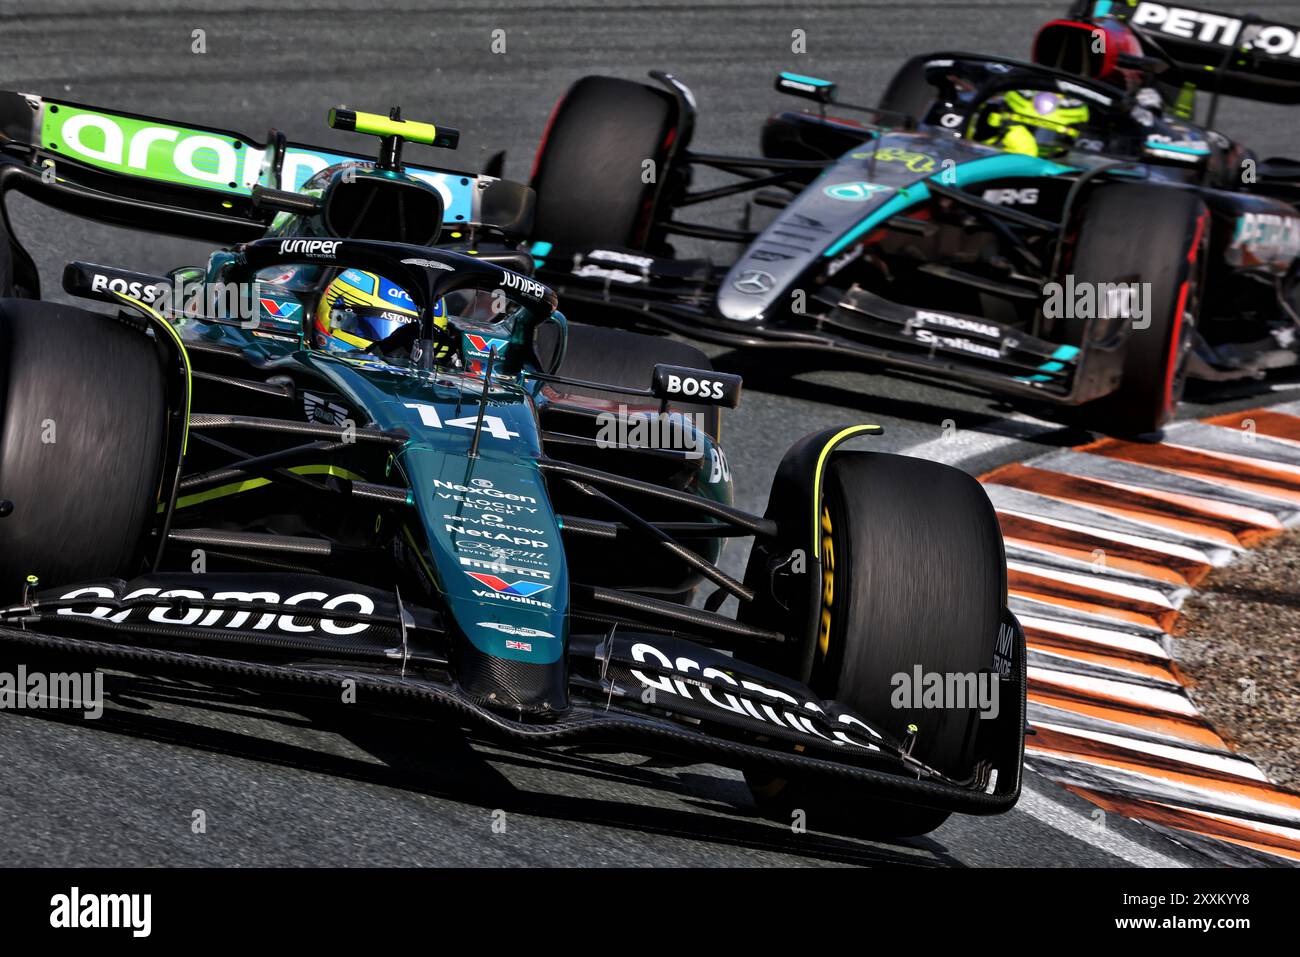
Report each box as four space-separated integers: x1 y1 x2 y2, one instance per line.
1 0 1298 866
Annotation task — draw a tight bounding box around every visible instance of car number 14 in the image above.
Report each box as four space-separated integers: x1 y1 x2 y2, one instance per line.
404 402 520 441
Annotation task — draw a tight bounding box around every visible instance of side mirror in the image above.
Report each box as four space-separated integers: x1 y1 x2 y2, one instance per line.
529 312 568 375
651 365 742 409
774 72 837 105
63 261 168 307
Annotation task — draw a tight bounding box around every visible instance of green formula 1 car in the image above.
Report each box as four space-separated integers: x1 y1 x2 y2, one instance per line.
0 96 1024 836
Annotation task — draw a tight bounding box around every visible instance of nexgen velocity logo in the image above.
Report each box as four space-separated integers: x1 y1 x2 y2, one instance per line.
464 572 551 598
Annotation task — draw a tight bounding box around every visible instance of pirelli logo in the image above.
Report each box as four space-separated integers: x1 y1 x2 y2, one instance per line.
458 556 551 580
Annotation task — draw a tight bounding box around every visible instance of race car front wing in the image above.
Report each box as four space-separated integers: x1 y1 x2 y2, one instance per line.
537 246 1122 407
0 574 1025 814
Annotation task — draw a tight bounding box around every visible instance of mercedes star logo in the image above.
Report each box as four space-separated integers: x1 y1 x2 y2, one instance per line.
733 269 776 294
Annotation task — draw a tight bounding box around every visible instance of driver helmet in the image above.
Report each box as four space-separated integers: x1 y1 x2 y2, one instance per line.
973 90 1089 159
313 267 446 353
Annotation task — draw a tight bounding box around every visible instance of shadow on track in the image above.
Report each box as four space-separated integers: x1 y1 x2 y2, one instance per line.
3 667 962 868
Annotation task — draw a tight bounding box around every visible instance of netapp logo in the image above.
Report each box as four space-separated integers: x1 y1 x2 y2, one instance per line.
445 525 549 549
56 586 374 636
1132 3 1300 57
443 511 546 536
278 238 340 257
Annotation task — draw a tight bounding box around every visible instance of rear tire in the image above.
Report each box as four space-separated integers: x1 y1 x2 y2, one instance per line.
747 451 1007 837
878 55 936 123
0 216 39 299
0 300 168 600
531 76 679 250
1068 185 1209 437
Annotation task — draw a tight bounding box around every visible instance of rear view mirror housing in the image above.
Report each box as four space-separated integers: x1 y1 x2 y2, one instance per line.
651 364 742 408
775 72 838 105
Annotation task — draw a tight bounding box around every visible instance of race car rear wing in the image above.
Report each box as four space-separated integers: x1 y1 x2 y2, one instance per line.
1072 1 1300 104
0 90 521 245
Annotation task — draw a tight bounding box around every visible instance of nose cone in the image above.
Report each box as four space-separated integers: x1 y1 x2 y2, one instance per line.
716 266 782 322
713 131 982 325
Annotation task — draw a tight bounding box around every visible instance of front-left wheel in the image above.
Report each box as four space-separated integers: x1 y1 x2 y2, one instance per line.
0 299 169 601
746 451 1009 837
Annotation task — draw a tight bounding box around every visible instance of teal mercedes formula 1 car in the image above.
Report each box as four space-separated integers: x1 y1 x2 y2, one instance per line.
525 2 1300 437
0 97 1023 836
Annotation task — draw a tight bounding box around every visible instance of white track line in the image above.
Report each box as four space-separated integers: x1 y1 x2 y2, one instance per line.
1014 775 1191 867
1017 614 1171 659
1030 449 1300 519
1032 721 1268 781
893 412 1066 467
1008 560 1183 610
997 507 1227 566
1026 667 1200 717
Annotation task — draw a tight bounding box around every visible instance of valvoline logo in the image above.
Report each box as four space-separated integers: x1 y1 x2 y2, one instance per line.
464 572 550 598
465 334 509 355
259 298 302 319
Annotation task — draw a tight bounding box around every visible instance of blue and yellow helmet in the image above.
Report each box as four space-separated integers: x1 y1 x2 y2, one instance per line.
313 267 446 352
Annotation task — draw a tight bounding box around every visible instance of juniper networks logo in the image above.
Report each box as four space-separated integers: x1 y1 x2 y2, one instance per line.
50 887 151 937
